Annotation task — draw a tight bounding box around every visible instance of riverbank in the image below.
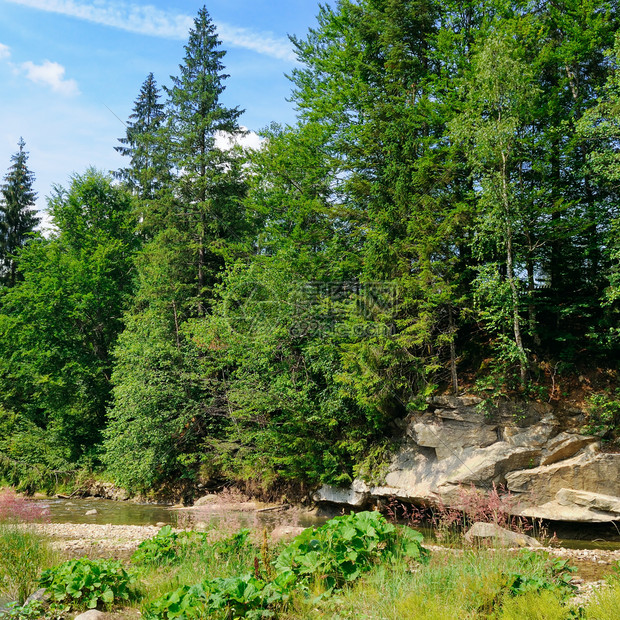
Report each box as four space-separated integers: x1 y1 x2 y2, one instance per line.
27 522 618 598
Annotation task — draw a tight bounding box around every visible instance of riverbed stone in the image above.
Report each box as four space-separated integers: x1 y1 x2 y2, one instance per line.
270 526 306 542
85 509 97 516
73 611 106 620
464 522 542 547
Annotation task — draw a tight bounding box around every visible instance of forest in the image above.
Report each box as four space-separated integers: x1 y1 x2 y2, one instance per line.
0 0 619 499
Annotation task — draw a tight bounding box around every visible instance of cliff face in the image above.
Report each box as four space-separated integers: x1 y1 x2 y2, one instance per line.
314 396 620 522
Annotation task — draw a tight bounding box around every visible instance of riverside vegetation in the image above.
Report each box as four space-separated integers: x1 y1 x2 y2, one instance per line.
1 1 620 501
1 488 620 620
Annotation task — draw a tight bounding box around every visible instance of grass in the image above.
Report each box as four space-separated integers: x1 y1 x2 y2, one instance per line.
278 548 578 619
0 490 58 605
1 500 615 619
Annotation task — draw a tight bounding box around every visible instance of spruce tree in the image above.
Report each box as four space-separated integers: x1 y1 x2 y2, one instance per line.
114 73 169 201
165 5 246 310
0 138 39 287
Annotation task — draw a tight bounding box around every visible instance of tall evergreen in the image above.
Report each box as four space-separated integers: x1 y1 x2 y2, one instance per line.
103 6 248 492
0 138 39 287
164 5 247 309
114 73 169 201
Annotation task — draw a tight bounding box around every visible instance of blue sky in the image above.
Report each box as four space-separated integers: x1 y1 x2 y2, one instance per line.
0 0 321 214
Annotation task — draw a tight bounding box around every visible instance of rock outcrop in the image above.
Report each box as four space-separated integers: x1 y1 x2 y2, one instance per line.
313 396 620 522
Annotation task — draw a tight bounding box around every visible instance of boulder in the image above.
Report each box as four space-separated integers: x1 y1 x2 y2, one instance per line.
313 478 370 507
556 488 620 515
85 509 98 516
270 526 306 542
73 611 107 620
87 482 130 501
464 522 542 547
23 588 47 605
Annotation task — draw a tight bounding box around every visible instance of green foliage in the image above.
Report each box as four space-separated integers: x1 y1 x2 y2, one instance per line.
0 137 38 287
39 558 136 611
132 525 181 567
0 169 138 475
132 526 254 570
274 511 427 592
582 390 620 441
142 575 287 620
0 600 67 620
142 512 427 619
0 524 55 605
142 573 289 620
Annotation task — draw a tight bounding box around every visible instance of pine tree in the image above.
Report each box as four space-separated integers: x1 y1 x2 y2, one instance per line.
0 138 39 286
114 73 169 201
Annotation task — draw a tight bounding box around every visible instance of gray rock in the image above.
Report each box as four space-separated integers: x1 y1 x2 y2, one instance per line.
312 394 617 523
505 448 620 498
270 526 306 542
410 412 498 460
313 478 370 507
85 509 98 516
24 588 47 605
464 522 542 547
73 611 107 620
540 433 597 466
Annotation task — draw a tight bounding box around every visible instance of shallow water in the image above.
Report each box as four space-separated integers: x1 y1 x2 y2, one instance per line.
31 498 176 526
29 497 326 531
26 498 620 550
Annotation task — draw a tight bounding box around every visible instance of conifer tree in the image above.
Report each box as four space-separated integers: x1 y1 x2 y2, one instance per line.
165 5 246 310
0 138 39 286
114 73 169 200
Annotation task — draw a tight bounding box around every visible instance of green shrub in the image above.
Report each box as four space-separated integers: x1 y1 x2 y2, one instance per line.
132 525 182 566
0 600 67 620
39 557 136 611
583 390 620 442
132 525 254 569
274 510 427 592
142 573 293 620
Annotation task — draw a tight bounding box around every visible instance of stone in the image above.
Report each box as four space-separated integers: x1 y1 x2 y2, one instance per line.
313 478 370 507
464 522 542 547
193 494 219 506
505 449 620 498
503 417 558 448
23 588 47 605
556 488 620 515
430 395 482 408
312 395 619 522
87 481 130 501
73 611 107 620
270 526 306 542
540 433 598 466
85 509 98 516
410 412 498 460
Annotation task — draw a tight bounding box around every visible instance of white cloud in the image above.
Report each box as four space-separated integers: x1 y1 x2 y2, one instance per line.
215 128 263 152
0 44 11 60
7 0 296 61
21 60 79 95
